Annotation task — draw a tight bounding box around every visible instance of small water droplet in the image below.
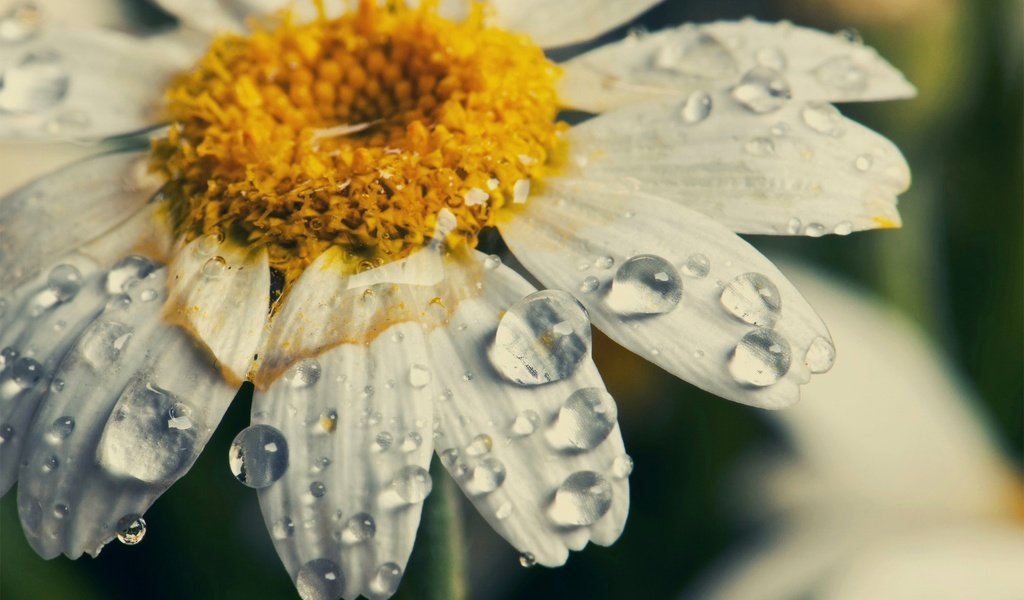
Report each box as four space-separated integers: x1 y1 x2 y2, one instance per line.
166 402 193 431
229 424 289 488
0 346 17 369
720 273 782 327
804 336 836 373
682 253 711 278
549 471 613 526
786 217 802 234
490 290 591 385
283 359 321 388
611 454 634 479
465 434 492 457
397 431 422 453
801 102 845 136
815 56 867 92
466 456 506 495
835 27 863 45
41 454 58 473
48 416 74 441
391 465 433 504
46 264 82 302
833 221 853 236
679 90 713 124
804 223 827 237
272 516 295 539
0 49 70 113
744 136 776 156
201 256 227 279
295 558 345 600
729 329 792 386
407 363 432 389
555 388 617 451
755 46 787 70
368 562 403 599
139 289 158 302
0 424 13 445
116 515 146 545
578 276 600 294
483 254 502 270
53 503 69 519
511 409 540 437
106 256 156 295
495 501 513 520
854 154 874 171
341 513 376 544
374 431 393 452
656 32 737 77
308 481 327 498
195 231 224 256
519 552 537 568
730 66 791 113
11 357 43 387
606 255 683 315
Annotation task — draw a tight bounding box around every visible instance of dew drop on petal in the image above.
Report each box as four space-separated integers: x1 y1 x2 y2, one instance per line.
368 563 403 599
744 136 776 156
41 454 58 473
400 431 422 452
755 46 787 70
272 516 295 540
0 424 13 445
374 431 393 452
854 154 874 171
720 273 782 327
11 357 43 387
730 66 791 114
814 56 867 92
801 102 845 136
578 276 600 294
341 513 376 544
519 552 537 568
555 388 617 451
495 501 513 520
804 336 836 373
656 32 737 77
482 254 502 270
53 503 69 519
0 49 70 113
835 27 864 45
284 359 321 388
48 416 74 442
682 253 711 278
407 363 432 389
729 329 792 387
228 424 289 488
46 264 82 302
611 454 634 479
201 256 227 279
308 481 327 499
105 256 157 295
804 223 827 237
549 471 613 526
490 290 592 385
467 457 506 495
679 90 712 124
606 255 683 315
295 558 345 600
511 409 540 437
465 433 492 457
391 465 433 504
833 222 853 236
116 515 146 545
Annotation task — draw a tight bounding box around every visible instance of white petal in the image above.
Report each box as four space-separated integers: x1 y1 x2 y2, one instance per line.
560 19 916 113
563 94 909 236
0 150 162 290
253 321 435 600
150 0 246 33
500 179 831 408
166 237 269 383
0 24 192 141
15 266 237 558
429 251 630 565
0 254 111 495
488 0 663 48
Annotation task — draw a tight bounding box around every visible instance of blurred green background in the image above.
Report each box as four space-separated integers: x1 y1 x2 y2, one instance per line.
2 0 1021 597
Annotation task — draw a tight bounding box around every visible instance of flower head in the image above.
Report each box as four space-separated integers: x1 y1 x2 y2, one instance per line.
0 0 912 598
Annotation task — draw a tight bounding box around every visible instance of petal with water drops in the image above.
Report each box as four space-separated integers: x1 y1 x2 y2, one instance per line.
560 19 915 113
562 93 909 236
487 0 663 48
252 320 434 600
0 150 162 291
428 251 630 566
500 179 832 409
166 236 269 383
0 22 193 141
14 266 238 558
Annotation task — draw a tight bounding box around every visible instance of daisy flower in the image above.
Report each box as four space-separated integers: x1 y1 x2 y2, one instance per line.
0 0 912 598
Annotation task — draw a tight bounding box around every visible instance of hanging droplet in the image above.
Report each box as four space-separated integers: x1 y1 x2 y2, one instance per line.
611 454 634 479
833 222 853 236
510 409 540 437
729 329 792 386
655 32 737 78
391 465 433 504
519 552 537 568
341 513 376 544
801 102 845 136
46 264 82 302
482 254 502 270
555 388 618 451
295 558 345 600
804 336 836 373
730 66 791 114
549 471 613 526
814 56 867 92
804 223 827 237
835 27 864 45
679 90 712 124
720 273 783 327
0 49 70 113
368 563 403 599
48 416 74 442
606 254 683 316
682 253 711 278
116 515 146 545
228 424 289 488
489 290 592 385
283 359 321 388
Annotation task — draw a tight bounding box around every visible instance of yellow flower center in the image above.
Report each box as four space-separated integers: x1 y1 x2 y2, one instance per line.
151 0 564 287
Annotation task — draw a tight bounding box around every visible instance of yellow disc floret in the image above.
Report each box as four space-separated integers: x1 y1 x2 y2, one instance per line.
151 0 564 285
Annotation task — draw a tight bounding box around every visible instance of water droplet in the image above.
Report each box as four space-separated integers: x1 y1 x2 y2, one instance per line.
483 254 502 270
801 102 844 136
835 27 863 45
804 223 827 237
495 501 513 520
730 66 791 114
41 454 58 473
814 56 867 92
729 329 792 386
0 424 13 445
341 512 376 544
490 290 592 385
555 388 618 450
0 347 17 369
755 46 787 70
682 253 711 278
549 471 613 526
0 3 43 43
804 336 836 373
606 255 683 315
0 49 70 113
391 465 433 504
465 434 492 457
272 516 295 539
374 431 393 452
785 217 802 234
48 416 74 441
307 481 326 499
611 454 634 479
512 179 530 204
744 136 776 156
283 359 321 388
720 273 782 327
11 357 43 387
578 276 600 294
679 90 712 124
854 154 874 171
656 32 737 77
368 563 403 599
167 402 193 431
228 424 289 488
511 409 540 437
519 552 537 568
394 431 420 453
105 256 156 295
201 256 227 280
53 503 69 519
139 289 158 302
46 264 82 302
295 558 345 600
116 515 146 545
833 222 853 236
466 457 506 495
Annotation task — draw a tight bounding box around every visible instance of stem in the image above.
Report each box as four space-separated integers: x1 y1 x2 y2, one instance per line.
400 460 467 600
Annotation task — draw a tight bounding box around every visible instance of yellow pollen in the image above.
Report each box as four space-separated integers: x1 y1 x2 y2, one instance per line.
152 0 564 287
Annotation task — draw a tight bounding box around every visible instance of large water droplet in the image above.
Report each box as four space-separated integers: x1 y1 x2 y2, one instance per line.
0 49 69 112
48 416 74 442
606 255 683 316
679 90 712 124
655 32 737 78
729 329 792 386
549 471 613 526
47 264 82 302
730 66 791 114
368 563 403 599
0 3 43 43
391 465 433 504
720 273 783 327
295 558 345 600
814 56 867 92
106 256 157 295
466 457 506 495
11 356 43 387
283 359 321 388
228 424 289 488
555 388 617 451
490 290 592 385
116 515 146 545
801 102 845 136
804 336 836 373
341 512 376 544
